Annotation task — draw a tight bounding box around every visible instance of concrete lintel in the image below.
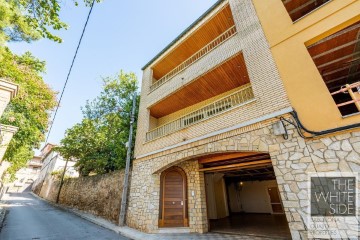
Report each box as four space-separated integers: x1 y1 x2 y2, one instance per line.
0 124 19 134
0 79 19 99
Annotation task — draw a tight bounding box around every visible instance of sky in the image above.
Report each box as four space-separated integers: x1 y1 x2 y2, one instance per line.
8 0 217 151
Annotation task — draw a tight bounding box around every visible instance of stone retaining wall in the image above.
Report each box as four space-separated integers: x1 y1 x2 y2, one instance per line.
35 170 124 224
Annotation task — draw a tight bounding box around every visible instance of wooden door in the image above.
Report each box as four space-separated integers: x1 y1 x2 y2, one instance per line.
268 187 284 213
159 167 188 227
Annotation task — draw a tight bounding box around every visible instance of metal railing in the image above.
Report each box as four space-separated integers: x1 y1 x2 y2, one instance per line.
146 85 255 141
149 25 237 92
331 81 360 113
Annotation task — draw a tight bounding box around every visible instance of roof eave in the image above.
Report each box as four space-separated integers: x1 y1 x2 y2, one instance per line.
141 0 226 70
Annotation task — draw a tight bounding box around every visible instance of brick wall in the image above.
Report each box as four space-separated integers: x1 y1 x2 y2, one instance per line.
134 0 291 157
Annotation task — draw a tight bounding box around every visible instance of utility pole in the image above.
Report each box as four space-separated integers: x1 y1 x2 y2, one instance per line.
119 92 137 226
56 157 69 203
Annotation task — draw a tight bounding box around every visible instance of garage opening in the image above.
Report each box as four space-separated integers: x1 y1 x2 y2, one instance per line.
199 152 291 239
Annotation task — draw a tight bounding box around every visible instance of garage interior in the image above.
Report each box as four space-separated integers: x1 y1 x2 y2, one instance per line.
307 21 360 117
199 152 291 239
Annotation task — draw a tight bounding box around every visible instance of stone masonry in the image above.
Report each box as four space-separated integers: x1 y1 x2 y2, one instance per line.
127 115 360 239
128 0 360 239
36 170 124 224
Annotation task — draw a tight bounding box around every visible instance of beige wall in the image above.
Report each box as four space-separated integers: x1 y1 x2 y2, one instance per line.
236 180 277 214
252 0 360 131
205 173 229 219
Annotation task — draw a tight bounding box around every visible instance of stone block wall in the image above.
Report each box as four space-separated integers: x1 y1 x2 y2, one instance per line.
127 114 360 239
36 170 124 224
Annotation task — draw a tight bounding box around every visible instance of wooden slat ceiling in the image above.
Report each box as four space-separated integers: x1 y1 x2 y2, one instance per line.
224 166 275 182
152 4 235 80
307 21 360 115
282 0 330 22
150 53 250 118
200 152 274 181
308 22 360 90
199 152 271 169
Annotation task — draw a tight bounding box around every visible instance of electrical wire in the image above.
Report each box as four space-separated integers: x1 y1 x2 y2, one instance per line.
45 0 96 144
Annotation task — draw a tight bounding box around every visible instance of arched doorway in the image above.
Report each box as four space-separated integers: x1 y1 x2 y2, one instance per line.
159 166 188 228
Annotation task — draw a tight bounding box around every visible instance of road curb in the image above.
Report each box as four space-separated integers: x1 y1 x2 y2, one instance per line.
0 205 6 230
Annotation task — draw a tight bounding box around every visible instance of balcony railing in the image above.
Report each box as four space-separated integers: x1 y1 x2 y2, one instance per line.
331 81 360 115
146 85 255 141
149 25 237 92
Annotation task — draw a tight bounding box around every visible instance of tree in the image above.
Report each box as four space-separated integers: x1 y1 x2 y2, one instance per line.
56 71 139 176
0 0 99 177
0 48 57 178
0 0 100 46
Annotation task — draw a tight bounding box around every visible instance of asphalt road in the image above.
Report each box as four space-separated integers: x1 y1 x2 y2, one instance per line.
0 191 128 240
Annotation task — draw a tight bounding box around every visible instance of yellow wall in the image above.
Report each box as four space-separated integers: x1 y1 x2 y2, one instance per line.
252 0 360 131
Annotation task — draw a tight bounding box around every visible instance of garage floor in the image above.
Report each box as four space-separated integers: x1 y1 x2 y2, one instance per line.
209 213 292 239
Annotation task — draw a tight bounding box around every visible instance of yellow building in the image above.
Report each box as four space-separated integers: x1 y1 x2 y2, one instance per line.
253 0 360 130
127 1 360 239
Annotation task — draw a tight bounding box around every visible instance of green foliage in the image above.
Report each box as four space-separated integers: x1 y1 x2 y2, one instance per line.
0 0 101 46
56 71 139 176
0 48 57 177
51 169 73 180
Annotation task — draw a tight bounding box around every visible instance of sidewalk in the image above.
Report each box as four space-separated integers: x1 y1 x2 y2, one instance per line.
30 192 281 240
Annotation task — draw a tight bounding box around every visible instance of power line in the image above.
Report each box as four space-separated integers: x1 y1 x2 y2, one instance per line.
45 0 96 144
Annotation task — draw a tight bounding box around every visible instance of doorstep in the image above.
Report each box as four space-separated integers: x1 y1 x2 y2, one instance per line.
158 227 191 234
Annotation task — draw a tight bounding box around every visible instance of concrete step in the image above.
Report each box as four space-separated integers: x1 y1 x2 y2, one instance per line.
158 227 191 234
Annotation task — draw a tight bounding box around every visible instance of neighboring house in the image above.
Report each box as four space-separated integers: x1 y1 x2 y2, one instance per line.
32 143 78 193
10 156 43 192
127 0 359 239
0 79 19 181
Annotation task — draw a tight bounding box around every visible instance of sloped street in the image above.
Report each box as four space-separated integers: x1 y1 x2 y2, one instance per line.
0 191 126 240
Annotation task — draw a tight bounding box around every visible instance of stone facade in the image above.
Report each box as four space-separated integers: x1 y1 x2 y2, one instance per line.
36 170 124 224
128 0 360 239
128 115 360 238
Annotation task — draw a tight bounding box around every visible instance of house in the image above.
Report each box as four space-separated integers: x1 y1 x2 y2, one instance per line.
0 79 19 197
10 156 43 192
32 143 78 194
127 0 359 239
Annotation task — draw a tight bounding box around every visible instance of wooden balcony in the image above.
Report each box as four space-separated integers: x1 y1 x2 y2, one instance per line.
149 25 237 92
307 21 360 116
282 0 331 22
146 84 255 142
149 4 236 92
150 53 250 118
